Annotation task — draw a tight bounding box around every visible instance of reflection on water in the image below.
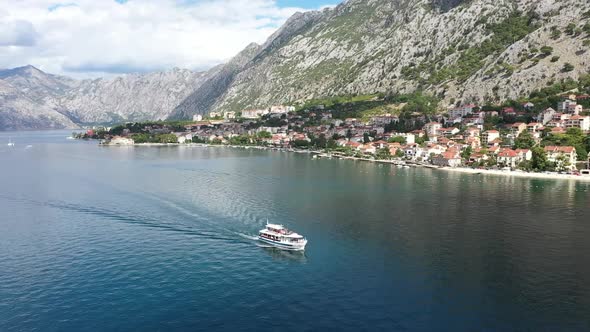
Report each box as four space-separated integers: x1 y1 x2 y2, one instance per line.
260 246 308 264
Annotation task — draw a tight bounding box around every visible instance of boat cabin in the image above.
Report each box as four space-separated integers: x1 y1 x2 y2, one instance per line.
259 224 306 243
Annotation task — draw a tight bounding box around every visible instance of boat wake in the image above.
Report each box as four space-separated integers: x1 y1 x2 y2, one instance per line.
236 233 259 241
0 194 237 243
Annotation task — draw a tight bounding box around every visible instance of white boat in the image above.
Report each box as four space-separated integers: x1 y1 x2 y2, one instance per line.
7 137 15 147
258 223 307 251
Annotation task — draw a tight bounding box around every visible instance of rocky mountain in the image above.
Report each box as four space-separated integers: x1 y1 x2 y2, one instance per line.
50 68 210 124
2 0 590 129
0 78 78 130
172 0 590 119
0 65 77 101
170 44 258 120
0 66 209 130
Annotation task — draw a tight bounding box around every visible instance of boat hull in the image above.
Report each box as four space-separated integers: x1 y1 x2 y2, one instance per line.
258 236 306 251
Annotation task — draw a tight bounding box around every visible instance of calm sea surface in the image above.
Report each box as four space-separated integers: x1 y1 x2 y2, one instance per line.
1 131 590 332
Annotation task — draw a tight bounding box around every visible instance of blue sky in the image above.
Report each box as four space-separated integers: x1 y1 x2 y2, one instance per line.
1 0 340 78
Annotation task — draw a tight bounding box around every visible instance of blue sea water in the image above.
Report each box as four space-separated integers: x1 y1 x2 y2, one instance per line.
1 131 590 331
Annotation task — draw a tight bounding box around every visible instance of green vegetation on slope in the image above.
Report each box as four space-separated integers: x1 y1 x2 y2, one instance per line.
528 75 590 110
402 11 540 84
298 92 437 117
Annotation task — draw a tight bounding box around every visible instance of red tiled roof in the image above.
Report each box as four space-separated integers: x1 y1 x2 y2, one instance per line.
544 146 575 153
442 151 459 159
498 149 518 158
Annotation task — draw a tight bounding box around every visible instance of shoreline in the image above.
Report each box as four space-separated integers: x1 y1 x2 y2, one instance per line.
435 166 590 182
102 142 590 182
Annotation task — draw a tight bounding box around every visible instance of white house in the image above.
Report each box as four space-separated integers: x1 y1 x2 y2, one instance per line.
270 105 294 114
371 114 399 126
565 115 590 131
558 100 576 112
110 136 134 145
537 108 556 125
176 133 193 143
389 132 416 144
448 104 476 119
424 122 442 137
437 127 460 137
497 149 520 168
515 149 532 161
482 130 500 146
509 123 527 136
544 146 577 170
242 109 268 119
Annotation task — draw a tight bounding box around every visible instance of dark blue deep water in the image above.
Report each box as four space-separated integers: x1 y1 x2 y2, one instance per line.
1 131 590 332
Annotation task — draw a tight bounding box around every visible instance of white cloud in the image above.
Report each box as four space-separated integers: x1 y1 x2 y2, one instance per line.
0 19 38 46
0 0 328 78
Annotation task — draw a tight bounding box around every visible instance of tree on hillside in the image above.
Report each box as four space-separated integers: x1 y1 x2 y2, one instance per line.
376 148 391 160
531 146 552 171
388 136 406 144
327 138 337 149
461 146 473 160
562 63 575 72
540 46 553 56
313 134 328 148
542 128 588 161
159 134 178 144
514 131 536 149
554 154 571 172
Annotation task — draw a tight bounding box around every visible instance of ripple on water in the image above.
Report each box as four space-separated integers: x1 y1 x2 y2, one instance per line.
1 137 590 331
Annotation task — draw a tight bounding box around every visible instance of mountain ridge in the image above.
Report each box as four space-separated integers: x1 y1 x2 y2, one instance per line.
174 0 590 118
0 66 210 130
1 0 589 129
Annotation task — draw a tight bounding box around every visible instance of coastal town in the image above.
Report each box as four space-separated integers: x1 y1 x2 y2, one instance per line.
80 92 590 176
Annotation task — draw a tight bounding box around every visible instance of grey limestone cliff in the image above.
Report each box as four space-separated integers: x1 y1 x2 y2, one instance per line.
174 0 590 119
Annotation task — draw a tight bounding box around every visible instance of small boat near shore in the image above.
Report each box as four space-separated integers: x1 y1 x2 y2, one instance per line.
7 137 15 147
258 223 307 251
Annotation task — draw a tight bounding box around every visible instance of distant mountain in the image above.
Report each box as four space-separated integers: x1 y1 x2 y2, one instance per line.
0 78 77 130
0 66 210 130
0 65 77 101
169 43 261 120
171 0 590 119
50 68 211 124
